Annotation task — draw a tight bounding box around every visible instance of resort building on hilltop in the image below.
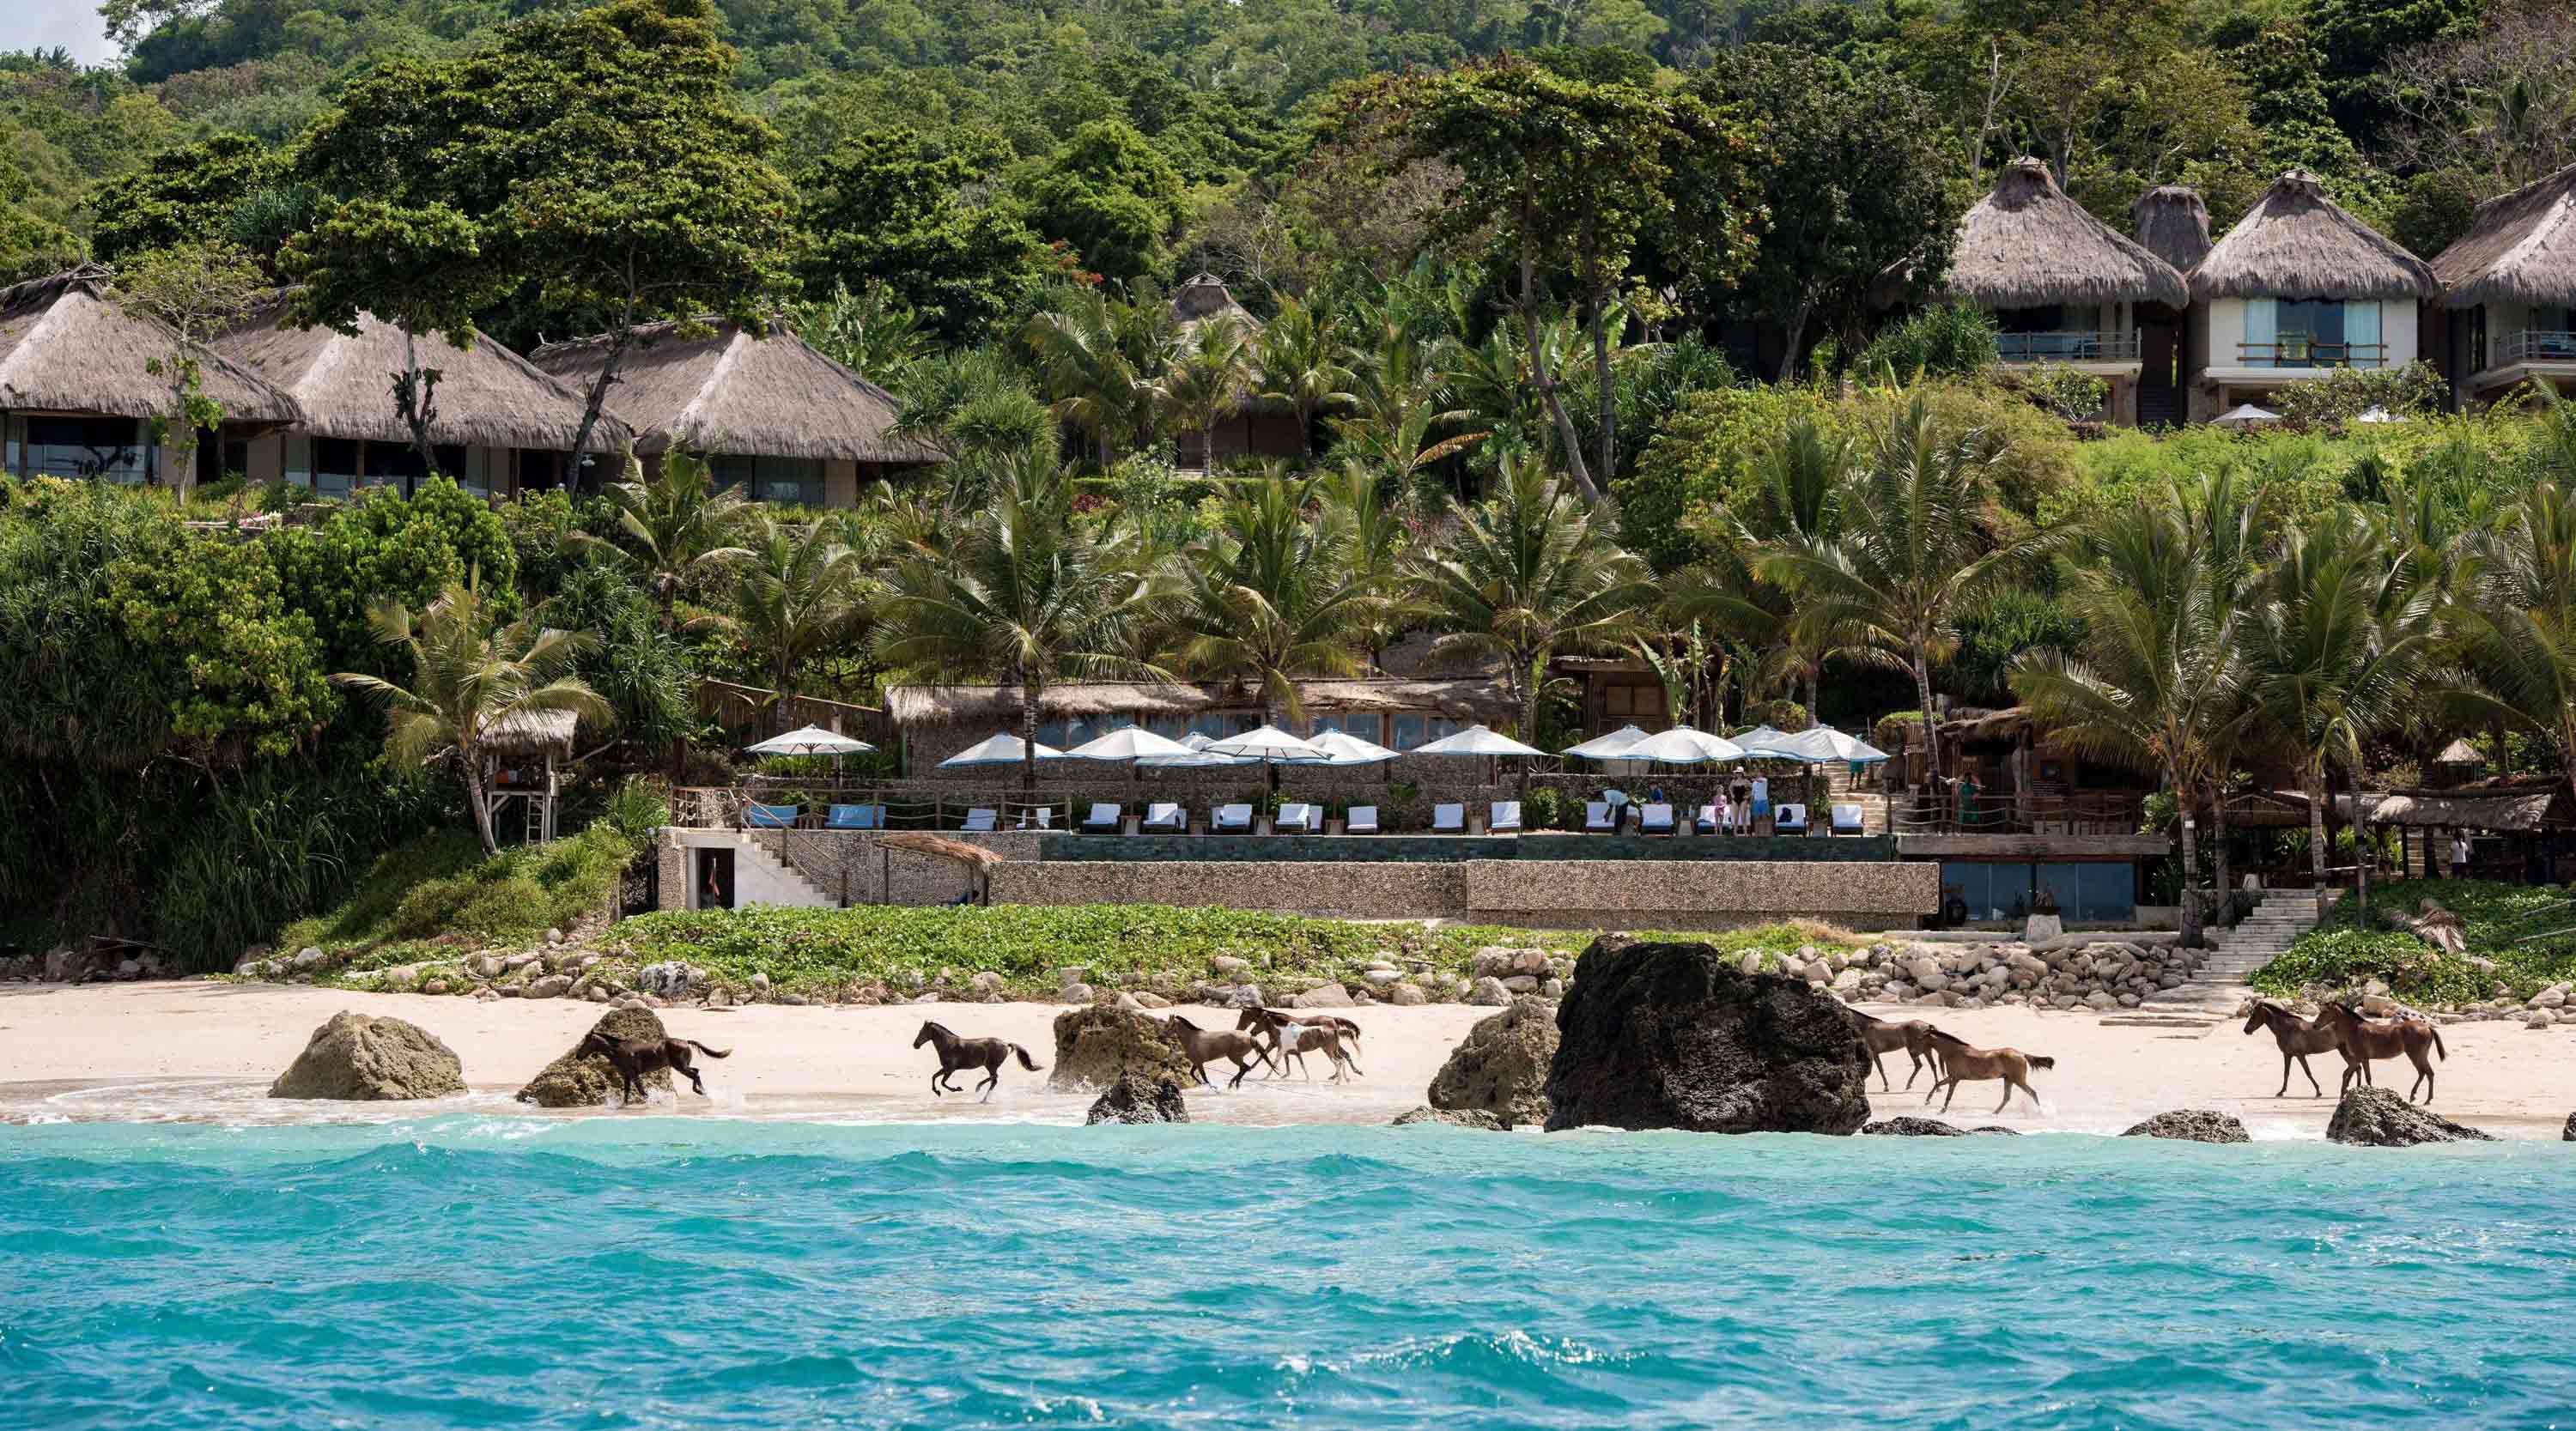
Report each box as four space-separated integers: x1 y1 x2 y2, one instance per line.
0 267 301 485
531 318 939 507
1168 273 1304 469
2181 169 2438 421
2429 161 2576 408
1891 158 2189 427
2130 186 2215 426
214 299 633 498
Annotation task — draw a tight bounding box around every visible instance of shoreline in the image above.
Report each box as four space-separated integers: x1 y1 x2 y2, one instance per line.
5 979 2572 1137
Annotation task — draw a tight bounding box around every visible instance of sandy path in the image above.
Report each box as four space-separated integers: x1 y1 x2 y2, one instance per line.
3 980 2571 1137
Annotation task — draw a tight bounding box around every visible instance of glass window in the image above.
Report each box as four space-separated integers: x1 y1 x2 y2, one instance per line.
1098 713 1133 733
24 416 149 483
313 438 362 497
1036 721 1069 749
1393 714 1428 751
712 453 824 507
1148 715 1188 740
361 442 469 497
1189 712 1231 740
1341 712 1382 745
1941 862 2034 922
1429 718 1460 743
2277 298 2346 365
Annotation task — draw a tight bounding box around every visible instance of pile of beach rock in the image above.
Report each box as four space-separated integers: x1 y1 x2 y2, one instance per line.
1 943 177 984
1824 937 2210 1011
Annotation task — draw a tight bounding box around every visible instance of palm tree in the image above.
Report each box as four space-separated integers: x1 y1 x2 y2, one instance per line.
1255 295 1359 456
708 512 867 735
568 452 751 629
2009 480 2251 947
1408 455 1655 779
1156 311 1255 471
2452 480 2576 807
874 451 1164 791
1159 471 1377 725
887 346 1054 493
1756 394 2053 789
2243 510 2439 919
1669 419 1856 723
333 578 611 857
1325 463 1420 670
1022 287 1170 468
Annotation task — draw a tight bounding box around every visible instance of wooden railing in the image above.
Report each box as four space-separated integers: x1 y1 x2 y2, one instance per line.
1889 789 2147 835
1996 330 2140 363
2235 341 2387 369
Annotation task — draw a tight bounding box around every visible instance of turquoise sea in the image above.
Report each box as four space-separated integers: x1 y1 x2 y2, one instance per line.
2 1119 2569 1429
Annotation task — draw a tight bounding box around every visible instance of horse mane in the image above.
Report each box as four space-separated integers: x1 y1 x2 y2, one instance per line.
918 1020 951 1036
1165 1013 1199 1030
1926 1028 1972 1049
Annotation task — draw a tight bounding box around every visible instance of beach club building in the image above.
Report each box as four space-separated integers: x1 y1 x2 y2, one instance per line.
2428 160 2576 408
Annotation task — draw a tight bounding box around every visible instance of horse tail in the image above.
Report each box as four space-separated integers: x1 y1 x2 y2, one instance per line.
2026 1055 2056 1070
683 1040 732 1059
1012 1044 1042 1070
2430 1026 2446 1061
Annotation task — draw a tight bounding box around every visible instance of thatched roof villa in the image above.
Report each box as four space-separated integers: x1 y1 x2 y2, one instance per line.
531 317 938 508
1903 158 2189 425
1 266 301 487
1167 274 1303 468
215 298 634 499
2131 186 2215 275
2184 170 2438 421
2428 161 2576 407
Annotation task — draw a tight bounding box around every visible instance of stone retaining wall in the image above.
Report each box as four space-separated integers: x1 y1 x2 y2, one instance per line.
989 861 1465 919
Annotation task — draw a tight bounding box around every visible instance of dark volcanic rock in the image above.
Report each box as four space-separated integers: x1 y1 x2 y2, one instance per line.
2325 1086 2499 1146
1085 1074 1190 1125
269 1011 465 1100
1048 1006 1194 1091
2564 1112 2573 1142
1542 937 1872 1135
1425 995 1557 1128
1967 1125 2022 1135
516 1007 671 1107
1861 1117 1965 1137
2122 1110 2252 1144
1394 1105 1507 1131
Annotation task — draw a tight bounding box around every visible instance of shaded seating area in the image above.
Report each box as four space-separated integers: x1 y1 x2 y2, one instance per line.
1346 804 1381 834
1639 803 1676 835
1275 802 1316 834
1832 803 1868 836
1431 803 1467 834
1489 800 1522 833
1082 803 1122 834
1142 802 1186 832
1775 803 1808 835
826 803 883 830
1212 803 1255 833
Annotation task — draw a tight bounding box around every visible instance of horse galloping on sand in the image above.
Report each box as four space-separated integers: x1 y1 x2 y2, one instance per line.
1164 1014 1275 1089
912 1021 1042 1102
1236 1007 1363 1079
1920 1030 2054 1114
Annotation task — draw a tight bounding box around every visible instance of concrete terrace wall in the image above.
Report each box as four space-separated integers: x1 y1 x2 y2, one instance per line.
658 828 1044 909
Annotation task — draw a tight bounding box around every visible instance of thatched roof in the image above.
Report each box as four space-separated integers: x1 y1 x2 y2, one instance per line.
218 296 632 453
2342 787 2574 832
1173 273 1259 343
483 707 577 757
885 677 1516 728
0 267 301 426
1936 160 2187 309
529 318 939 464
2190 171 2437 302
2132 186 2214 276
876 831 1006 870
2433 738 2487 767
2430 161 2576 309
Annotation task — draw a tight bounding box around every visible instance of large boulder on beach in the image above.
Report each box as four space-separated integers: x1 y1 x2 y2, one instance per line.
1425 995 1557 1129
1394 1105 1506 1131
2122 1110 2251 1144
268 1011 465 1100
2325 1087 2498 1146
1048 1006 1193 1092
2564 1112 2574 1142
1543 937 1872 1135
1085 1074 1189 1125
515 1007 671 1107
1861 1117 1965 1137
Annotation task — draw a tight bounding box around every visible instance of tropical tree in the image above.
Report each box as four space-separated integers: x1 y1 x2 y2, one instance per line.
1255 295 1360 456
874 452 1164 790
709 511 866 734
108 240 267 502
332 578 611 857
568 452 753 629
2451 481 2576 808
1409 455 1655 779
1023 286 1171 468
1156 310 1255 470
887 346 1054 488
1160 472 1377 725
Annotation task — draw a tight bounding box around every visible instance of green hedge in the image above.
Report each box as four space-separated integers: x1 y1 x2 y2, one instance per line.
2250 880 2576 1005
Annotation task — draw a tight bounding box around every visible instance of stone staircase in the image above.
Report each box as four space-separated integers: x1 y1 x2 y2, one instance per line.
2147 889 2338 1010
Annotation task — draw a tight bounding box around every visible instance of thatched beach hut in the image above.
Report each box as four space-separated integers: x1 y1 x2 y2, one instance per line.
2131 186 2215 275
0 266 301 487
2428 161 2576 407
216 298 634 499
2184 171 2438 421
530 318 937 507
1167 274 1302 467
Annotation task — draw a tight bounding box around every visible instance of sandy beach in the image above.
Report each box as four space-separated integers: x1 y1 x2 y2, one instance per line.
3 979 2571 1136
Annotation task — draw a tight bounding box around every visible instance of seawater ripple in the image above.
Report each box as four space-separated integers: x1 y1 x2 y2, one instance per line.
2 1119 2571 1430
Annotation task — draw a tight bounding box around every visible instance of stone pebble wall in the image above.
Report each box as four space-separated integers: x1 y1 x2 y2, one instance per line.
1464 859 1940 922
989 860 1465 919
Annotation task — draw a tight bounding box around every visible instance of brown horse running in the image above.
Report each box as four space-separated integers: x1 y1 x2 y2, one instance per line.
1844 1008 1942 1091
2239 999 2350 1098
1920 1029 2054 1114
1236 1008 1364 1078
1273 1022 1361 1082
576 1030 731 1102
912 1020 1042 1102
1164 1014 1275 1089
2312 1000 2445 1104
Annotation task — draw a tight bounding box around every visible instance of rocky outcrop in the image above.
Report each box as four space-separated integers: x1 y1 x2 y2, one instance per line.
1085 1074 1189 1125
2564 1112 2574 1143
1047 1006 1193 1091
1861 1117 1965 1136
1827 937 2209 1010
1394 1105 1506 1131
1426 996 1558 1129
515 1007 671 1107
1543 937 1872 1135
2325 1087 2499 1146
269 1011 465 1100
2121 1110 2251 1144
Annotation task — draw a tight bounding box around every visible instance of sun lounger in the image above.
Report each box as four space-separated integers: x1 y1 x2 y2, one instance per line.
1431 803 1466 833
1695 803 1719 834
1213 803 1255 833
1345 805 1380 834
1831 803 1866 836
1016 806 1052 829
1584 801 1615 833
1774 803 1807 834
1638 802 1675 834
1082 802 1122 833
961 807 999 833
825 803 882 831
1489 800 1522 833
744 802 800 829
1275 802 1315 834
1141 802 1185 832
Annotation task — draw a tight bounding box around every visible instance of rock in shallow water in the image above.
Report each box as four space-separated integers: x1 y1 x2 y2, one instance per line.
269 1011 465 1100
1394 1105 1506 1131
1426 996 1557 1129
1861 1117 1965 1137
2325 1086 2497 1146
515 1008 673 1107
2122 1110 2251 1144
1048 1007 1193 1091
1085 1074 1189 1125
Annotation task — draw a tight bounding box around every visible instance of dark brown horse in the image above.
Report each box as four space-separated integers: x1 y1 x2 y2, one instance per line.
1236 1007 1363 1078
2239 999 2349 1098
1844 1008 1942 1091
1164 1014 1274 1089
576 1030 731 1103
912 1021 1041 1102
2312 1000 2445 1104
1921 1029 2054 1114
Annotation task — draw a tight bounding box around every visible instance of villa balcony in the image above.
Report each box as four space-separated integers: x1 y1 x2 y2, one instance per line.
1996 330 2140 365
2496 330 2576 366
2233 340 2387 370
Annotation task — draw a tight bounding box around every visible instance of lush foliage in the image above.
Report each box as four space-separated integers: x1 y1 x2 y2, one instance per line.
276 817 653 957
2251 880 2576 1004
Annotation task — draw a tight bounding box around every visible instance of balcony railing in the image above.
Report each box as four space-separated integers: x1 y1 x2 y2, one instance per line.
2497 330 2576 366
1996 330 2141 364
2234 341 2386 369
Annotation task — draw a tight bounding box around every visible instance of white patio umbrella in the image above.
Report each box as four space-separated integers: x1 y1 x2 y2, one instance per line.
1308 729 1401 766
1773 724 1894 834
1058 727 1197 762
1618 725 1747 765
1562 725 1650 761
1414 722 1551 792
1203 723 1327 796
1725 725 1806 760
744 724 875 756
938 731 1065 768
2214 403 2280 428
